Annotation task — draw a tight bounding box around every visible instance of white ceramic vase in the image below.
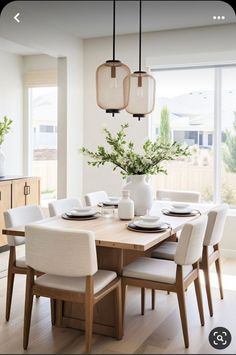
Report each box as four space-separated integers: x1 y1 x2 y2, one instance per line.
123 175 153 216
0 146 6 177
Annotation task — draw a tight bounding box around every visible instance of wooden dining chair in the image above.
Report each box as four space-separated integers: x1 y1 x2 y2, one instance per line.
23 225 122 353
3 205 44 321
151 204 228 316
156 189 201 203
84 191 109 207
48 197 83 217
122 215 208 348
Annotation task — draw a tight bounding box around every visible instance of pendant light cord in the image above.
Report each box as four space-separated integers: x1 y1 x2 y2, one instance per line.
139 0 142 72
113 0 116 61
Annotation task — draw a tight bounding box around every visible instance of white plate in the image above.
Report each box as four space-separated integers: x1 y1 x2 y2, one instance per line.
69 209 96 217
134 220 165 229
168 206 192 214
140 215 160 223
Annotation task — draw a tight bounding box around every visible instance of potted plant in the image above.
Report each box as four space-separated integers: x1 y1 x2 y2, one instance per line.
81 123 189 215
0 116 13 177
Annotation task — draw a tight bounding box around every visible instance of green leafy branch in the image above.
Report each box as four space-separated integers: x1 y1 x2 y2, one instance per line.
0 116 13 145
81 123 190 177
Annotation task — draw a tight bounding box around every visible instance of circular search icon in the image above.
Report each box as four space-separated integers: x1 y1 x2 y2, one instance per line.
209 327 232 350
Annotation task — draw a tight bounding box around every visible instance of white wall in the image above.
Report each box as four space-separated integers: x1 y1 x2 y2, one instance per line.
0 50 23 175
83 24 236 196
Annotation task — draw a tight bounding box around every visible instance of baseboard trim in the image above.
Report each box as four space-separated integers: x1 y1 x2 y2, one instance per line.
221 248 236 259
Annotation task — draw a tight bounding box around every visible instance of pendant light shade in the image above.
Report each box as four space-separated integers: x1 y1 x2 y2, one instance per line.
96 60 130 115
124 71 155 117
125 0 156 119
96 0 130 116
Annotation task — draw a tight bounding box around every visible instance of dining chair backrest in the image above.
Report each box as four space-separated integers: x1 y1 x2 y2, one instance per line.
4 205 44 247
84 191 108 207
25 225 98 277
174 215 208 266
156 189 201 203
203 204 228 247
48 198 82 217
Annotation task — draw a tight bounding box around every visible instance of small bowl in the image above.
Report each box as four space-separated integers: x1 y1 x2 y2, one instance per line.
109 197 120 202
140 215 160 223
171 203 190 209
73 207 93 213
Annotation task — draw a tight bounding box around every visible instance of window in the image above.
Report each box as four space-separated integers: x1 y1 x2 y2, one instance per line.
151 65 236 207
28 87 57 203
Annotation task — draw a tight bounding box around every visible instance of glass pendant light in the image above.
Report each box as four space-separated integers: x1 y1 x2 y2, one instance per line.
124 0 156 120
96 0 130 117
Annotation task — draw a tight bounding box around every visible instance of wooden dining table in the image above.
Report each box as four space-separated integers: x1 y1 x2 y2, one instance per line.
2 201 214 338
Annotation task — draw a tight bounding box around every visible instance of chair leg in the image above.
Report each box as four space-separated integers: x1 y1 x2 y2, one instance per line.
23 269 34 350
194 276 205 326
6 247 16 322
6 270 15 322
215 257 224 300
50 299 56 326
85 277 94 354
151 289 155 310
141 288 145 315
177 289 189 348
203 267 213 317
35 275 40 299
85 301 93 353
121 280 127 334
115 283 123 340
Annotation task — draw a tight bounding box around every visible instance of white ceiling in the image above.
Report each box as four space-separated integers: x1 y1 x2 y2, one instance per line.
1 1 236 39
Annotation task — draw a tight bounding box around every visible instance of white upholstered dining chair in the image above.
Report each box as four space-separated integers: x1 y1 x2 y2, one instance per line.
156 189 201 203
48 197 82 217
3 205 44 321
151 204 228 316
84 191 108 207
23 225 122 353
122 215 208 348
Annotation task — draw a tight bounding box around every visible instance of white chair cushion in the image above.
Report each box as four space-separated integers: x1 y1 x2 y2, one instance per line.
152 242 178 260
15 255 26 268
35 269 117 294
123 257 193 284
152 242 214 262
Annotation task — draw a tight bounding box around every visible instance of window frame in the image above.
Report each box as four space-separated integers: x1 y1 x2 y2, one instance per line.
150 63 236 206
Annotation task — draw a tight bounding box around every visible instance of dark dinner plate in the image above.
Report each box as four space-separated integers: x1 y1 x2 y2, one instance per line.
97 202 118 208
62 212 100 221
127 222 170 233
162 209 200 217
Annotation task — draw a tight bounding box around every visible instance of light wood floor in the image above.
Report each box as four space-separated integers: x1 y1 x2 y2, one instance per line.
0 247 236 354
